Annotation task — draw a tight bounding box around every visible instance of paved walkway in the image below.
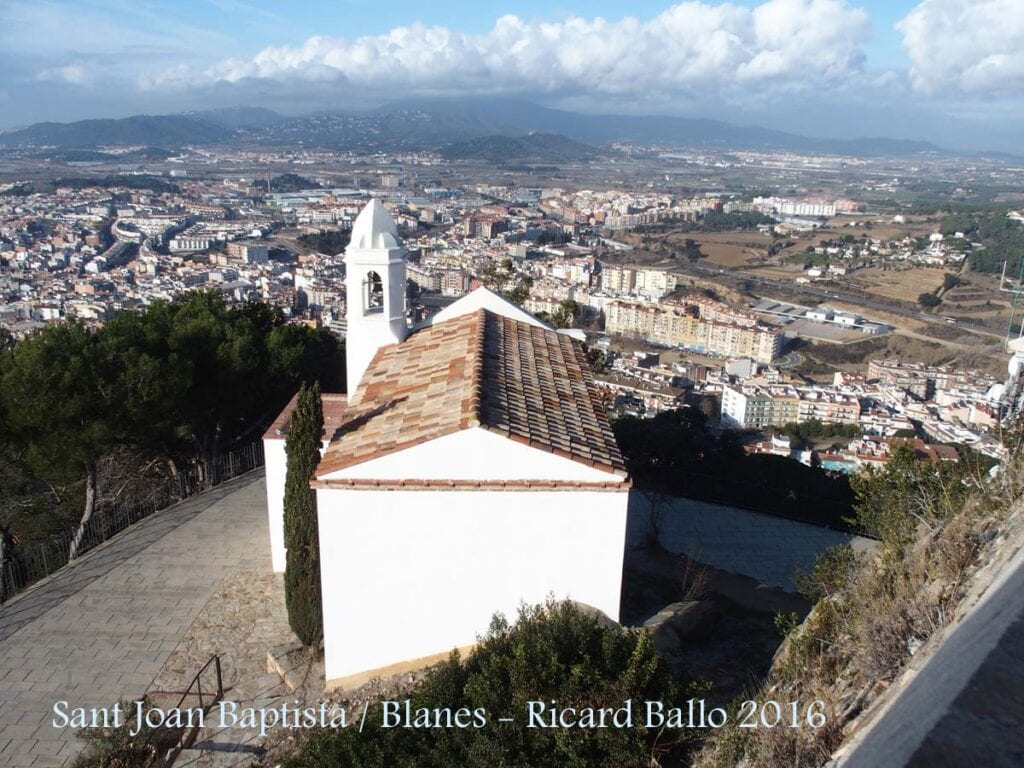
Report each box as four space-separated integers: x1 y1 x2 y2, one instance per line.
0 472 270 768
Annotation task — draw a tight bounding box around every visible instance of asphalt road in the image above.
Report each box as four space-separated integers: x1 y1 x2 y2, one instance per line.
838 541 1024 767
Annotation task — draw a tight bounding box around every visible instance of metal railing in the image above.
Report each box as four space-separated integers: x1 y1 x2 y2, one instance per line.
0 442 264 603
160 655 225 766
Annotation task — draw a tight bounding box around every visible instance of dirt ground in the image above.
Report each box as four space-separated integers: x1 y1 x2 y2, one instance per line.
621 547 804 707
845 266 947 303
690 232 780 267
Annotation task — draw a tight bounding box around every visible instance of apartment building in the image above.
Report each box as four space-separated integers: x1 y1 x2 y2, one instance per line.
634 268 677 298
601 265 636 293
226 241 269 265
721 384 861 429
440 269 471 297
606 300 782 363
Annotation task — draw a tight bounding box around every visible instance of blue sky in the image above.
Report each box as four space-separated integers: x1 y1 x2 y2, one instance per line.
1 0 1022 152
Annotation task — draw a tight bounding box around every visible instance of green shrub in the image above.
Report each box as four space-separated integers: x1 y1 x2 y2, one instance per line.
282 601 704 768
793 545 861 602
849 444 970 553
70 697 181 768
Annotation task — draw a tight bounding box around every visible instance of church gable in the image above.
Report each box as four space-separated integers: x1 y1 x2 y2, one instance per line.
430 286 552 330
318 426 624 485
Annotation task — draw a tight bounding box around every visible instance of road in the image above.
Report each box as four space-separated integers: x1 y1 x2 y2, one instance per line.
686 262 1005 342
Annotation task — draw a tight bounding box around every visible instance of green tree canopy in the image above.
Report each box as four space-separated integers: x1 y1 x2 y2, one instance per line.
849 443 970 552
283 382 324 646
0 322 115 556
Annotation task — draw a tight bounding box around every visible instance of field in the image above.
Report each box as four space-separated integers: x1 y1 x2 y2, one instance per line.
689 231 779 267
941 270 1016 331
618 229 790 268
816 214 939 242
844 266 947 303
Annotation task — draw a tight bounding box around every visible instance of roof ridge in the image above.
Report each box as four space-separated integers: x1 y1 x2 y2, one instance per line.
465 309 487 428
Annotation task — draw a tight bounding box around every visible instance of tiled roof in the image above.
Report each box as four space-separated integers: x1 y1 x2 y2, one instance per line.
315 479 628 491
315 309 626 479
262 392 349 441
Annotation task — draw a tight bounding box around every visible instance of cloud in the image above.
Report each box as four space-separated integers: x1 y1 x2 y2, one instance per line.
36 64 90 85
897 0 1024 95
141 0 872 99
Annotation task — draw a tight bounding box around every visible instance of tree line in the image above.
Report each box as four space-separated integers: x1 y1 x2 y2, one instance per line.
941 209 1024 274
0 291 343 562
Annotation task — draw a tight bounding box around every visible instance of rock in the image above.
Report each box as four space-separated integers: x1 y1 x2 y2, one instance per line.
565 601 623 632
643 601 716 654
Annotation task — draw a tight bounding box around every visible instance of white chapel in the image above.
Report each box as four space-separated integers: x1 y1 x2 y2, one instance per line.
264 199 631 689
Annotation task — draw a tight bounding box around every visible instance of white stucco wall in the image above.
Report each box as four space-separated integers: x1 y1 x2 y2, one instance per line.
263 437 287 573
321 428 624 483
316 488 629 684
264 436 330 574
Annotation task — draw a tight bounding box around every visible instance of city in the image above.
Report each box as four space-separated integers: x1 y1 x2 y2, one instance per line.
1 1 1023 767
2 139 1019 472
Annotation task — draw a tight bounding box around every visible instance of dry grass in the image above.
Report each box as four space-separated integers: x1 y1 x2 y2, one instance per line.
846 266 946 304
690 232 779 268
694 443 1024 768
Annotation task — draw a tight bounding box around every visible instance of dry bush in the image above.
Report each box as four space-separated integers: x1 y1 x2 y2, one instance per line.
680 553 710 602
745 686 844 768
696 447 1024 768
693 685 843 768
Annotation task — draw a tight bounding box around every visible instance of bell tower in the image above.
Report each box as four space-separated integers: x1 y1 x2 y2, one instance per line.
344 199 408 393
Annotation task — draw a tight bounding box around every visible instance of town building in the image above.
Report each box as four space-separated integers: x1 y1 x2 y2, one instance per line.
606 300 782 363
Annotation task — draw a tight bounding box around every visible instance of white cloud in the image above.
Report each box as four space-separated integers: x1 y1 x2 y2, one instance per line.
897 0 1024 95
142 0 872 98
37 64 90 85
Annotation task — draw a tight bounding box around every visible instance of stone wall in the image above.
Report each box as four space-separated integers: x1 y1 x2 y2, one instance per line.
626 493 876 592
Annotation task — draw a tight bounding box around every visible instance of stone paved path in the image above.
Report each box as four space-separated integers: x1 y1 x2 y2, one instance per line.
0 472 269 768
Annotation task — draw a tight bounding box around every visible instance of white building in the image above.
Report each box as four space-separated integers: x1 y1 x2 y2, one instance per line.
263 200 631 689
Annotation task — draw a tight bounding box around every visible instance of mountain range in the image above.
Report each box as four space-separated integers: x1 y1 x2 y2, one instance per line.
0 98 948 157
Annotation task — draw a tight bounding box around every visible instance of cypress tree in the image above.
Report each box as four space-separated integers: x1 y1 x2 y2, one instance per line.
283 381 324 646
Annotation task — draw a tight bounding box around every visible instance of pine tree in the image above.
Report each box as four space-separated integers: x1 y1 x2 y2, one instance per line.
283 381 324 646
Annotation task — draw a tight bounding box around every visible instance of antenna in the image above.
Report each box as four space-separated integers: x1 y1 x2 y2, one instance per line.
1002 258 1024 349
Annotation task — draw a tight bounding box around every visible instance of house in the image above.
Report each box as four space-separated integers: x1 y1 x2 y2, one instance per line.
263 200 631 689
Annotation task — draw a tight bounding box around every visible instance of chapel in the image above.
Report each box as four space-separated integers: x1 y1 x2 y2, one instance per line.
264 199 630 688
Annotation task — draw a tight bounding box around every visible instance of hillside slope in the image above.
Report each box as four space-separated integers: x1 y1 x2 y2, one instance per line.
696 444 1024 767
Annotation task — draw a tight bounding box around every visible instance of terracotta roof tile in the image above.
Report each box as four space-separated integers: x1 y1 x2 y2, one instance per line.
263 392 349 441
313 478 631 491
315 309 627 479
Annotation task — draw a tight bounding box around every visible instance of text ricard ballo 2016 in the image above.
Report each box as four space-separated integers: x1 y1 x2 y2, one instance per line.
53 698 828 737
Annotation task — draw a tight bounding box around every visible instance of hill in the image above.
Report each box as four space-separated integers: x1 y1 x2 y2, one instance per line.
0 99 945 157
0 115 232 148
440 132 601 162
380 97 942 156
184 106 284 130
